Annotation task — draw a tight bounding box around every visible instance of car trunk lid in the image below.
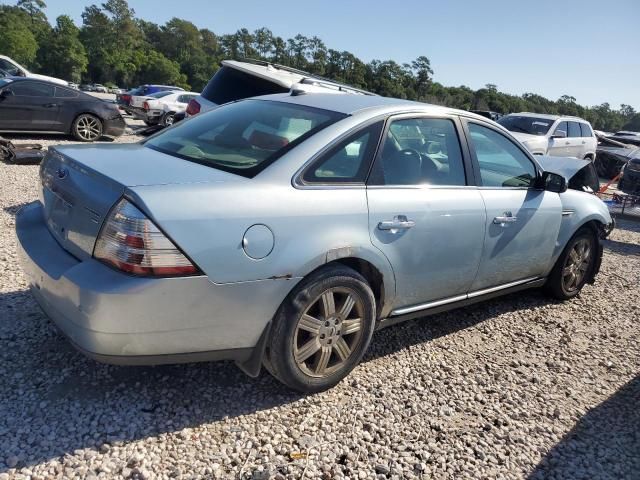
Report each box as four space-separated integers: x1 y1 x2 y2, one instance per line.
39 143 245 260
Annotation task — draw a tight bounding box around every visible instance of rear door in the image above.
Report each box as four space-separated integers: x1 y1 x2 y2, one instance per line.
548 121 569 156
463 121 561 290
6 81 59 130
366 114 486 311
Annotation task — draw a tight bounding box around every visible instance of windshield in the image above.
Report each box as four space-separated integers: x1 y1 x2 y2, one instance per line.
145 99 346 177
201 65 290 105
0 59 22 76
498 116 554 136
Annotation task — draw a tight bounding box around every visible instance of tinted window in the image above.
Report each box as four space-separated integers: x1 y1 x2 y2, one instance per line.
303 122 383 184
0 59 21 76
468 123 537 188
145 99 346 178
497 116 555 136
148 91 173 99
201 66 290 105
370 118 466 186
554 121 568 137
55 86 78 98
10 82 54 97
568 122 581 138
580 123 592 137
177 94 196 104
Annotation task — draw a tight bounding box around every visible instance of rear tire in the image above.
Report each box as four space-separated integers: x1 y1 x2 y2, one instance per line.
545 227 598 300
72 114 103 142
161 112 176 127
265 265 376 393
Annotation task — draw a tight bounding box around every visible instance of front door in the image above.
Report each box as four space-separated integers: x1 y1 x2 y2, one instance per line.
465 121 562 290
548 121 570 157
366 115 486 311
566 121 584 158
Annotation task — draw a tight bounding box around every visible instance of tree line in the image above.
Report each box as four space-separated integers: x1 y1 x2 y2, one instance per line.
1 0 638 132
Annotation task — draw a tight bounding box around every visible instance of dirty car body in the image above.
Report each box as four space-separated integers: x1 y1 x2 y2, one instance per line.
16 93 613 390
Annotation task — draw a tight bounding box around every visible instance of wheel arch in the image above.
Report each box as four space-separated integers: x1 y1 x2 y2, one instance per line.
68 111 104 134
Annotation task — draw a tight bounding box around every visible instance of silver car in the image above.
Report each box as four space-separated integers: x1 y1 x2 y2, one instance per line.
16 94 613 392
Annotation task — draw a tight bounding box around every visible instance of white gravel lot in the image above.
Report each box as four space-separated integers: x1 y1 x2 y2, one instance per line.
0 128 639 479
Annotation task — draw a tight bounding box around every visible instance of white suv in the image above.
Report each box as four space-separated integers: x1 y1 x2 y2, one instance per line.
498 113 597 160
0 55 68 86
186 59 372 117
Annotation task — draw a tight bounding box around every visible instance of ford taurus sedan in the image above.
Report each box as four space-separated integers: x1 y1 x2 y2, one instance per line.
16 93 613 392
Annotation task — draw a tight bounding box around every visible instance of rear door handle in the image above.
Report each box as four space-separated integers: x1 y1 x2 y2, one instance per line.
493 212 518 226
377 215 416 232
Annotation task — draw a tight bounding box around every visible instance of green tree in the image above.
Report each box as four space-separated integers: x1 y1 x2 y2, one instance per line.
40 15 88 82
0 7 38 66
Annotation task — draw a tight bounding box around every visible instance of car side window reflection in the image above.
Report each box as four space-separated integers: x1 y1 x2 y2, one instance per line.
302 121 383 184
10 82 55 97
468 123 537 188
369 117 466 186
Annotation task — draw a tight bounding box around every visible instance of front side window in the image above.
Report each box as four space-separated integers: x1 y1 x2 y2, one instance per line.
369 117 466 186
55 86 78 98
568 121 582 138
468 123 537 188
145 99 346 178
553 121 568 137
10 82 54 97
302 122 383 184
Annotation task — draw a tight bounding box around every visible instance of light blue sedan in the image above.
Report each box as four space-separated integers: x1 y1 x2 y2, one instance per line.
16 93 613 392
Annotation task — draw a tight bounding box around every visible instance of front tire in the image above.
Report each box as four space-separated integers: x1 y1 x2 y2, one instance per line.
161 112 175 127
265 265 376 393
545 227 598 300
72 114 103 142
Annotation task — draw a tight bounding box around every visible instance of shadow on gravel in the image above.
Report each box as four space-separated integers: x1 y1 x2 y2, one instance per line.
0 285 557 471
603 238 640 257
527 375 640 479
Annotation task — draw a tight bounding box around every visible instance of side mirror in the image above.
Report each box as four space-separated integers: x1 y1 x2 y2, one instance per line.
551 130 567 139
540 171 567 193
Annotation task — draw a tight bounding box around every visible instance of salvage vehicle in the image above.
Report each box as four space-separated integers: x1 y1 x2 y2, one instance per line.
131 90 199 126
618 157 640 194
0 77 125 142
186 59 371 118
117 84 185 113
16 93 613 392
0 55 69 86
595 134 640 179
498 113 597 160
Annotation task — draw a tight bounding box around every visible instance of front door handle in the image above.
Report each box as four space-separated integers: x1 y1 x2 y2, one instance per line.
565 141 571 145
377 215 416 232
43 103 57 108
493 212 518 226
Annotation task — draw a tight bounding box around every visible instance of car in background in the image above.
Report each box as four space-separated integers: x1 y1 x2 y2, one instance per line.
108 86 124 94
92 84 108 93
498 113 597 160
15 93 613 392
0 55 69 86
80 84 94 92
470 110 502 121
595 134 640 179
613 130 640 137
186 59 373 118
618 157 640 194
0 77 125 141
131 90 199 126
116 84 185 113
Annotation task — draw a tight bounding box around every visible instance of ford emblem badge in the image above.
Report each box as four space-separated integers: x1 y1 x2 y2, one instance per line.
56 168 68 179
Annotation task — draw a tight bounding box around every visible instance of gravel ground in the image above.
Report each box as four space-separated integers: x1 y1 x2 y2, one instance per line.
0 130 639 479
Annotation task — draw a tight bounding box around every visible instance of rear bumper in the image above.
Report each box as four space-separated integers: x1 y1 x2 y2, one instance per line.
103 116 126 137
15 202 295 366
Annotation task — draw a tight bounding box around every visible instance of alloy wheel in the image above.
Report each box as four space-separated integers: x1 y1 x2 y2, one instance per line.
293 287 364 378
562 238 591 292
76 115 101 141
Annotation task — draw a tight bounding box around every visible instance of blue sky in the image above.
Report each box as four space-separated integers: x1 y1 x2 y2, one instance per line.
30 0 640 109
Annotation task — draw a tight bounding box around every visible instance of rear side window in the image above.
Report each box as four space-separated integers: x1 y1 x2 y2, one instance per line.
202 66 290 105
468 123 537 188
302 122 384 184
568 122 581 138
10 82 54 97
145 99 346 178
369 117 466 186
55 87 78 98
580 123 593 137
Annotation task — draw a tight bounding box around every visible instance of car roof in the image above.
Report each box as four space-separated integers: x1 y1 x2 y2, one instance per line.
253 92 483 119
1 76 61 86
505 112 589 123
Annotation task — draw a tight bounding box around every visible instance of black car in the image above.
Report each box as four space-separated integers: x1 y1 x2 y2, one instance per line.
0 77 125 142
619 157 640 195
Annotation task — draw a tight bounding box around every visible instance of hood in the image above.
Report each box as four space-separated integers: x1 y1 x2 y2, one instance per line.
28 73 68 86
53 143 247 187
510 132 548 143
535 156 590 180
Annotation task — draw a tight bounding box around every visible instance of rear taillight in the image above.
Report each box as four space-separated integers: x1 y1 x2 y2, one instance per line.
94 199 199 277
143 101 150 111
186 98 201 116
122 94 131 104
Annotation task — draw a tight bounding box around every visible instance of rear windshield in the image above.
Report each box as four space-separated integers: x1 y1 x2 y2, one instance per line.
498 116 555 136
201 66 290 105
144 99 346 178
